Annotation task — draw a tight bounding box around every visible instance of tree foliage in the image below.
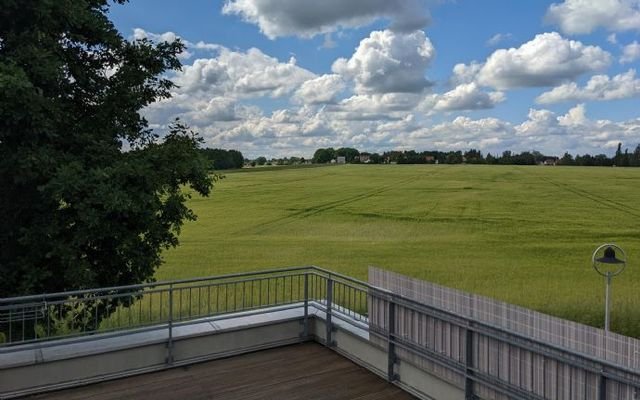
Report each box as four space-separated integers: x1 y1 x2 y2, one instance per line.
200 148 244 170
313 148 336 163
0 0 214 297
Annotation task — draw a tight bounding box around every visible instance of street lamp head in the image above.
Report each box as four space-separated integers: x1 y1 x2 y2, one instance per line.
596 246 625 265
592 243 627 277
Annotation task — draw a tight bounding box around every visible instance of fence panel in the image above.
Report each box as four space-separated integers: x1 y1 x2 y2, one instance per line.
369 266 640 400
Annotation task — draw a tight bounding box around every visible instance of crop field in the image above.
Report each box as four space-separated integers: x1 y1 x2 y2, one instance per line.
159 165 640 337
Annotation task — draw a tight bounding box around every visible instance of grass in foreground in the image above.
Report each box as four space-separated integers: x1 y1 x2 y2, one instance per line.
159 164 640 337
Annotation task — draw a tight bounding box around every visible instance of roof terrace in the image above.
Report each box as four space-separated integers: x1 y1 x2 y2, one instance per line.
1 266 639 400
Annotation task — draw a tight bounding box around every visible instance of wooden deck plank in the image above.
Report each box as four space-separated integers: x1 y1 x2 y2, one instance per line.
27 343 415 400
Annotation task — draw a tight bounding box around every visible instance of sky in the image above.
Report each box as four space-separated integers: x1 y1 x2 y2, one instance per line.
109 0 640 158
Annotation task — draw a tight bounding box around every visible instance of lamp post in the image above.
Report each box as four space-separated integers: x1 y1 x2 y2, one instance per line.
592 244 627 332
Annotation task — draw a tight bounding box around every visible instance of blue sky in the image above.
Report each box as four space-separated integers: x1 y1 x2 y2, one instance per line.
110 0 640 158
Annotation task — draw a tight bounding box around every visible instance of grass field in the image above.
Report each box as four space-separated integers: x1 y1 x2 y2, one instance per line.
159 164 640 337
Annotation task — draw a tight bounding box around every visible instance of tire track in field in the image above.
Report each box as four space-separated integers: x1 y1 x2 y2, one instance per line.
538 175 640 218
245 167 448 234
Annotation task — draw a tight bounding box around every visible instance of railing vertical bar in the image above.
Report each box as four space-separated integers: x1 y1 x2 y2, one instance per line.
303 273 309 338
207 285 211 316
465 326 475 399
233 282 237 311
166 283 174 365
216 284 219 314
387 298 397 382
197 286 201 317
149 291 153 323
599 373 607 400
274 278 278 305
325 275 333 347
224 283 229 313
46 302 51 339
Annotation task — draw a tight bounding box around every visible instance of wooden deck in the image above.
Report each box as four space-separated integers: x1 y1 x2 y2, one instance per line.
28 343 415 400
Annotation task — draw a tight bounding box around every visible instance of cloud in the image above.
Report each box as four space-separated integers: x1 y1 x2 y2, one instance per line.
332 29 435 94
545 0 640 35
327 93 423 120
407 116 516 152
449 62 482 86
222 0 430 39
421 83 505 112
293 74 345 104
475 32 611 89
621 41 640 63
514 104 640 153
142 41 316 134
132 28 220 60
486 33 514 47
536 69 640 103
321 33 337 49
174 47 315 98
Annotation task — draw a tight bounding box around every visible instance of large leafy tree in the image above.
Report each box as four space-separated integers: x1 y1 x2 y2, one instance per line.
0 0 214 297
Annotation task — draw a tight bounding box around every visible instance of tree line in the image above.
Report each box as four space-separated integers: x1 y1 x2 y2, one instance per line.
199 148 245 170
307 144 640 167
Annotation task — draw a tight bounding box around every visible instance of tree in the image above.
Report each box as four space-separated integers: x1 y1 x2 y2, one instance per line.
313 148 336 163
336 147 360 163
463 149 485 164
558 152 575 166
614 142 623 166
0 1 214 298
200 148 244 170
255 156 267 166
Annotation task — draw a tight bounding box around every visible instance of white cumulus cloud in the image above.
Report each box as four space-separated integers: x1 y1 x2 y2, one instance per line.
422 83 505 112
332 29 435 94
486 33 514 47
536 69 640 103
545 0 640 35
293 74 345 104
222 0 430 39
174 47 315 98
621 41 640 63
475 32 611 89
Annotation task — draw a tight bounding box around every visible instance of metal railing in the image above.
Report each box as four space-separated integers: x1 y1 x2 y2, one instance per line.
0 266 369 351
1 266 639 400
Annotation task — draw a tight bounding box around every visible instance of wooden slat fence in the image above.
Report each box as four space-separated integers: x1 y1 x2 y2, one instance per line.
368 267 640 400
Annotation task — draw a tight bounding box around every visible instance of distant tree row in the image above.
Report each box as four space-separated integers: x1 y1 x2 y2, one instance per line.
210 143 640 170
199 148 245 170
308 144 640 167
313 147 360 163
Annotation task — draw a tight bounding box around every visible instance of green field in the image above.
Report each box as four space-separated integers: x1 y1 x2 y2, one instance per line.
160 165 640 337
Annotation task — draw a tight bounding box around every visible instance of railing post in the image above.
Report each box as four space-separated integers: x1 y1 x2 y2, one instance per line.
166 284 174 365
599 373 607 400
465 326 475 400
302 273 309 339
325 276 333 347
387 298 398 382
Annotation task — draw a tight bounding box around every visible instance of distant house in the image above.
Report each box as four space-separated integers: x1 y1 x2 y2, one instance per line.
359 153 370 163
541 157 558 166
424 155 435 163
336 156 346 164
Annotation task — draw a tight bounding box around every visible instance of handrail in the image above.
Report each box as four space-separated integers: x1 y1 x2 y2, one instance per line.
0 266 316 303
1 266 638 398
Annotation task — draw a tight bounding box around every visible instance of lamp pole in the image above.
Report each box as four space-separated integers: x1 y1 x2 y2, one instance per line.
592 244 626 333
604 272 612 332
